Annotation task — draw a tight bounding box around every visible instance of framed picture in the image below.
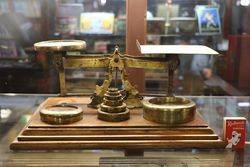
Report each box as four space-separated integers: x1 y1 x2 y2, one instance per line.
80 12 114 34
195 5 221 35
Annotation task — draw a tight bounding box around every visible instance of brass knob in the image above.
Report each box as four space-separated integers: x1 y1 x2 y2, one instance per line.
34 40 86 52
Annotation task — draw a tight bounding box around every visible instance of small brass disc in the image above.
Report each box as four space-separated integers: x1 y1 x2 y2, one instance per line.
100 103 127 113
40 104 83 125
142 97 196 124
34 40 86 52
104 94 123 101
102 98 123 106
97 109 130 122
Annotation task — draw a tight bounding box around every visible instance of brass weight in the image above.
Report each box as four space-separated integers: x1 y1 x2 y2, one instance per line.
98 88 130 122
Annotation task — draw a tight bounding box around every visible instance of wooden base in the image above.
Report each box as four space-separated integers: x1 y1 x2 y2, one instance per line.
10 97 226 150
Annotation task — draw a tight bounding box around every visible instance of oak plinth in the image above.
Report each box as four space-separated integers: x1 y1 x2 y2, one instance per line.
10 97 226 150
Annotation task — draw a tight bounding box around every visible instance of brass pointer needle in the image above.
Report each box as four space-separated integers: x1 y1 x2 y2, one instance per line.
115 67 118 88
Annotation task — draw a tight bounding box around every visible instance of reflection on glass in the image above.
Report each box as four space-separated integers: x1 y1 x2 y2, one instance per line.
0 0 126 94
146 0 250 97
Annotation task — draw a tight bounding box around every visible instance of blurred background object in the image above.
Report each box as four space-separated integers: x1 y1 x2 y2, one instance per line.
0 0 249 97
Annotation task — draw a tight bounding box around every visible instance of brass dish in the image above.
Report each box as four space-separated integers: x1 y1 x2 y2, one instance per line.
34 40 86 52
142 97 196 124
40 104 83 125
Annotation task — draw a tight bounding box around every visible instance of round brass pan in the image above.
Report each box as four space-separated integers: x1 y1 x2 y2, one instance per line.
40 104 83 125
142 97 196 124
34 40 86 52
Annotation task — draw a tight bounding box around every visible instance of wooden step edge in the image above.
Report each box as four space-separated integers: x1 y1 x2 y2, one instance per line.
22 128 214 136
28 125 209 129
10 139 227 150
17 134 219 141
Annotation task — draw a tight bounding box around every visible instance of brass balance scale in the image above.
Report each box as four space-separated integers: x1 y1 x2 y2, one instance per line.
10 40 226 150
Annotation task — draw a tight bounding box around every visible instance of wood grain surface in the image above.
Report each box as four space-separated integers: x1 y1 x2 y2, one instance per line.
10 97 226 150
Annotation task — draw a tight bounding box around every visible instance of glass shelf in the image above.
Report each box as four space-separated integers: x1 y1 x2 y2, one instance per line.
0 94 249 166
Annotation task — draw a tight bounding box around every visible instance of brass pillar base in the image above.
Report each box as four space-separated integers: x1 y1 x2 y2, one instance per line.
142 97 196 124
125 97 143 109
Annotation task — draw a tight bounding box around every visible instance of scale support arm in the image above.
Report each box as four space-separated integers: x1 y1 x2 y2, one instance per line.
64 56 110 68
123 55 169 70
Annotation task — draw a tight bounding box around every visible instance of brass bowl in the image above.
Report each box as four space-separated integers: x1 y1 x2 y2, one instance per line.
142 97 196 124
40 104 83 125
34 40 86 52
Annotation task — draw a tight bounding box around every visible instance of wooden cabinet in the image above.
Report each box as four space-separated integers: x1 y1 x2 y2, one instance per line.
222 35 250 93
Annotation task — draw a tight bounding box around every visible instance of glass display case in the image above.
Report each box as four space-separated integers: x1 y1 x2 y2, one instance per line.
0 0 249 166
0 0 249 97
55 0 126 53
0 94 249 166
0 0 126 94
145 0 228 96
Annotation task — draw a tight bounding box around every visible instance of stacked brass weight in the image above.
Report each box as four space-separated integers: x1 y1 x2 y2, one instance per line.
98 88 130 122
